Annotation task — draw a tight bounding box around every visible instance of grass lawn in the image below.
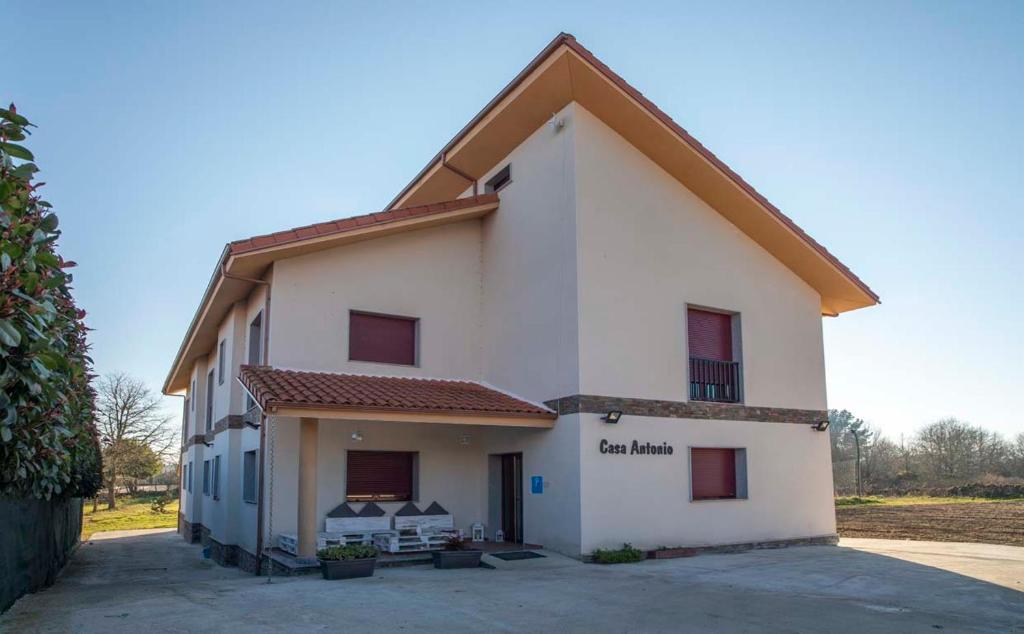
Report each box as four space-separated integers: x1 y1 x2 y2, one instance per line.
835 495 1024 507
81 491 179 541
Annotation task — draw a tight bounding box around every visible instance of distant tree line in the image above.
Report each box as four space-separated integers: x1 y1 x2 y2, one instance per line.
829 410 1024 496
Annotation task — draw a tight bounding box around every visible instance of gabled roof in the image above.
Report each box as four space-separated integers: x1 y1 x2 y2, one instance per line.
386 32 879 317
237 366 557 426
162 194 499 394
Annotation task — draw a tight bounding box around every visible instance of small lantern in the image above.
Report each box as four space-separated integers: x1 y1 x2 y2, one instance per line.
471 523 485 543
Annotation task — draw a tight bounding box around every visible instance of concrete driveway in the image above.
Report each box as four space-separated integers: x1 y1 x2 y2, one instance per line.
2 529 1021 633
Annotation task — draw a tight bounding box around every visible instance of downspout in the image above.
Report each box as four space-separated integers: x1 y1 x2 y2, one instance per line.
441 151 478 195
221 261 273 571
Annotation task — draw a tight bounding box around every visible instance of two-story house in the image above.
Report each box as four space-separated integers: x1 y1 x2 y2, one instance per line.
164 33 878 572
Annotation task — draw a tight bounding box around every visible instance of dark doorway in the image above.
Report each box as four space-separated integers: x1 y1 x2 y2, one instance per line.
499 453 523 543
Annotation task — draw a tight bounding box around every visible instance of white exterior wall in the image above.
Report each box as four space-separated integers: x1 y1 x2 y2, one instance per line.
268 222 482 379
478 102 580 404
568 105 834 552
578 413 836 552
263 416 584 555
572 105 826 409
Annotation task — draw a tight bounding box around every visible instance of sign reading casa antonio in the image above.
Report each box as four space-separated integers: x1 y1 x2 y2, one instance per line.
599 439 674 456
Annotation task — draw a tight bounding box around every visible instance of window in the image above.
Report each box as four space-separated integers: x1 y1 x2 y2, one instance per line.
212 455 221 500
248 313 263 365
205 369 215 432
349 311 417 365
485 164 511 193
247 313 263 410
203 460 211 496
243 450 258 504
182 466 186 491
218 340 226 385
191 380 196 410
187 462 193 493
687 307 741 403
182 398 189 443
346 451 416 502
690 448 747 501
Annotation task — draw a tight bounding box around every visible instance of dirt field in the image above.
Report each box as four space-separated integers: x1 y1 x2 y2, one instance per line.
836 500 1024 546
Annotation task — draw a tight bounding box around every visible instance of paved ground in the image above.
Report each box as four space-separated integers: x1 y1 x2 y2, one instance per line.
2 529 1022 633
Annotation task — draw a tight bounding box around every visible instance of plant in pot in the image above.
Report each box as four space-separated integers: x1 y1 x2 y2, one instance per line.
432 536 483 569
317 544 378 580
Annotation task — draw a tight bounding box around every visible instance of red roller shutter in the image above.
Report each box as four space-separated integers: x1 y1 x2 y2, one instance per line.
687 308 733 361
346 451 414 501
691 448 737 500
349 312 417 365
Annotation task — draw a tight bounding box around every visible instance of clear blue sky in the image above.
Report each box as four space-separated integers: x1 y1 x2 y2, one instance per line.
7 1 1023 439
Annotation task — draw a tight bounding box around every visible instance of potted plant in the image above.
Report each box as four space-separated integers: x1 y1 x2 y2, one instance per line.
317 544 378 580
432 536 483 569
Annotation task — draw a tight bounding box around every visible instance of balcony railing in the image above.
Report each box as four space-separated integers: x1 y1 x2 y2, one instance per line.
689 357 741 403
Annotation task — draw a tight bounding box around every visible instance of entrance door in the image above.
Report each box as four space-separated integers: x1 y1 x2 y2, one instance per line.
500 453 523 543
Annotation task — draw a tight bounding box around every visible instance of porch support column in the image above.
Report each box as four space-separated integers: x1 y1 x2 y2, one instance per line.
297 417 319 559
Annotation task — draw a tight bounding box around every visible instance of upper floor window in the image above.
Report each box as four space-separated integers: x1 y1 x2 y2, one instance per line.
218 340 226 385
205 369 215 431
349 311 417 366
484 165 511 193
248 313 263 365
687 307 741 403
246 312 263 411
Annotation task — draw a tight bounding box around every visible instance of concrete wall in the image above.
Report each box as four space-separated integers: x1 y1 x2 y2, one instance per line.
263 417 583 556
268 222 482 379
578 413 836 552
572 105 827 410
477 102 580 404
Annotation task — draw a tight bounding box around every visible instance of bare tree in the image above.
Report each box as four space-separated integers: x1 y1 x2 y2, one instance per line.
95 373 175 508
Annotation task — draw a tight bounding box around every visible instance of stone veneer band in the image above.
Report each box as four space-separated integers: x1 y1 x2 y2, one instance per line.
545 394 827 425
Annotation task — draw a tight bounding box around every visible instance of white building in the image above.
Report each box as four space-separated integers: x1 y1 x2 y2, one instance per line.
165 33 878 571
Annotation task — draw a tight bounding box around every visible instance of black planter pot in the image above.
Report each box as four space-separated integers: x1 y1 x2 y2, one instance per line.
432 550 483 569
319 557 376 580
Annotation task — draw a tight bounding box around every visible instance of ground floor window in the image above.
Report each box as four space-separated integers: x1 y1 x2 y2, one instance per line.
346 450 416 502
690 447 748 501
202 460 211 496
243 450 258 503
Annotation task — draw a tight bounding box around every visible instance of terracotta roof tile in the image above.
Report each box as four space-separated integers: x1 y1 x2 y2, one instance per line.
227 193 498 256
238 366 556 419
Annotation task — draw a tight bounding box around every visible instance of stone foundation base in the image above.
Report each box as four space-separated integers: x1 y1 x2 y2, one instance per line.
585 534 839 562
178 514 202 544
237 547 268 575
199 525 212 547
209 538 239 567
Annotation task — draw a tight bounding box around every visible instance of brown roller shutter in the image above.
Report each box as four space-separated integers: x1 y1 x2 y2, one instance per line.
346 451 414 501
691 448 737 500
349 312 417 365
687 308 733 361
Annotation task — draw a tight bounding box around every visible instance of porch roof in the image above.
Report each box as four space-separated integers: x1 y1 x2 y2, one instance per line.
238 366 557 427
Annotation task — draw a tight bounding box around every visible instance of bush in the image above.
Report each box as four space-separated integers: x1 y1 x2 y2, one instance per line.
443 536 473 551
317 544 378 561
592 543 646 564
0 104 101 500
150 491 174 514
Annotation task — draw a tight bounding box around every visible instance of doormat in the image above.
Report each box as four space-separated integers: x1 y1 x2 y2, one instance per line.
491 551 545 561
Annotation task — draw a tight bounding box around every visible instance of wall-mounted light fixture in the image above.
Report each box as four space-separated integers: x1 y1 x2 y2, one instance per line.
602 411 623 424
458 435 471 446
351 430 364 442
812 420 830 432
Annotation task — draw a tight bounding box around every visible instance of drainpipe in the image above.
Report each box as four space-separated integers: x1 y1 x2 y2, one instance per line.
221 262 273 572
441 151 477 195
